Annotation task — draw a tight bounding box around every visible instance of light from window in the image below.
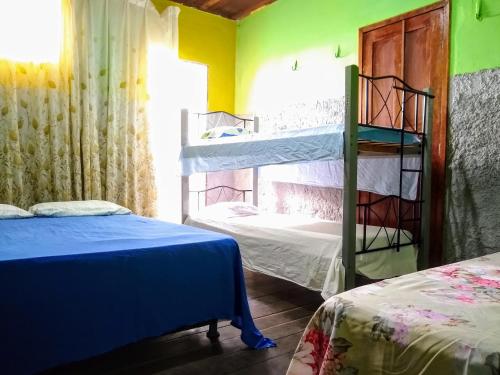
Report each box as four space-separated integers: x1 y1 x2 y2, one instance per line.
147 42 209 222
0 0 63 63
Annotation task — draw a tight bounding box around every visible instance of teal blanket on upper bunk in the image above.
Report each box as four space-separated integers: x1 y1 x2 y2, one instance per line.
358 125 420 144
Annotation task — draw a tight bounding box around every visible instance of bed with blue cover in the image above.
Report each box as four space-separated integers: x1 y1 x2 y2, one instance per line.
0 214 274 374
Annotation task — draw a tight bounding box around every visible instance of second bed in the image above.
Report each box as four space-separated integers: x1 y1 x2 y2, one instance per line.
186 202 417 298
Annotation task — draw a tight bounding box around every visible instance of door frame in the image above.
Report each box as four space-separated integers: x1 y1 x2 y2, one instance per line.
358 0 450 266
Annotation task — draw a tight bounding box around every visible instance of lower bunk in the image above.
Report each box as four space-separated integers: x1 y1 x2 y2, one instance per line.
0 214 274 375
185 202 418 298
287 252 500 375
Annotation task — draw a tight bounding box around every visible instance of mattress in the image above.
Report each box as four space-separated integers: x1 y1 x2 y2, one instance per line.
287 252 500 375
0 215 273 375
180 124 421 176
260 155 421 200
185 204 417 298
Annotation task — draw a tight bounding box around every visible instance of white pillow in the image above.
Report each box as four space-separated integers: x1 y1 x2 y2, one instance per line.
201 126 251 139
0 204 34 219
29 200 131 217
198 202 259 219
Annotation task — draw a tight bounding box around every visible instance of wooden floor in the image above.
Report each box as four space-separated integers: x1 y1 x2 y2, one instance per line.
46 271 324 375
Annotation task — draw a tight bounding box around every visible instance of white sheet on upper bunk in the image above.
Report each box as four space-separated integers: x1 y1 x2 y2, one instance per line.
185 203 417 298
260 156 420 200
181 124 421 199
180 125 345 176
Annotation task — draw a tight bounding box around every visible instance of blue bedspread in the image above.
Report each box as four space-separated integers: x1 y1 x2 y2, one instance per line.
0 215 274 374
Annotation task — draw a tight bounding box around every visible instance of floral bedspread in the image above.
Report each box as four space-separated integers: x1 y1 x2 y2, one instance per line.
287 253 500 375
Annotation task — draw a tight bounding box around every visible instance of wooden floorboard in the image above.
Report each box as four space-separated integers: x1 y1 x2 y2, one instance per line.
230 352 295 375
45 271 322 375
130 318 309 375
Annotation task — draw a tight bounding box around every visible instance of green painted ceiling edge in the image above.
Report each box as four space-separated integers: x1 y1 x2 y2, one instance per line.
235 0 500 76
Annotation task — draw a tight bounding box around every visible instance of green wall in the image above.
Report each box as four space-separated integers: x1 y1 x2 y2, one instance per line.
235 0 500 112
450 0 500 74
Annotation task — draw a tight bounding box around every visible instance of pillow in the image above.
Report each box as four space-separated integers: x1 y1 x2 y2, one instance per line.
198 202 259 219
0 204 34 219
201 126 250 139
29 200 131 217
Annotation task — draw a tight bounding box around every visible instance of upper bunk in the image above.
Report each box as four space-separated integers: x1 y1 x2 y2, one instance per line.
179 65 434 177
180 124 421 176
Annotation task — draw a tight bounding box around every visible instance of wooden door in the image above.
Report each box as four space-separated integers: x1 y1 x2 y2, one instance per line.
359 1 450 266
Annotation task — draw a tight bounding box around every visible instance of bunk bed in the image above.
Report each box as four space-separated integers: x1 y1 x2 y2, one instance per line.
179 65 434 296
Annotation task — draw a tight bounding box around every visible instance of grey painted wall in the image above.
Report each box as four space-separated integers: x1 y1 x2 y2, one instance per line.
258 98 344 133
258 98 344 220
444 68 500 263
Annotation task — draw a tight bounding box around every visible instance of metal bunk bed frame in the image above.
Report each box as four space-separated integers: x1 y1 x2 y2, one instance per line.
180 64 435 291
343 65 434 289
181 111 260 223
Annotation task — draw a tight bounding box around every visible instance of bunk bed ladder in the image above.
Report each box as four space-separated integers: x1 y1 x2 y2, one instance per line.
342 65 359 291
394 85 434 269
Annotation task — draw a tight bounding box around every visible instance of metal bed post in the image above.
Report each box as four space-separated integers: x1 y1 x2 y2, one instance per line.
181 108 189 224
396 87 407 253
418 89 433 270
207 320 220 342
342 65 359 291
253 116 260 207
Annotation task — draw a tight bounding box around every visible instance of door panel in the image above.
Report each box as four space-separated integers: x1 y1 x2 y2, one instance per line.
404 25 430 132
361 22 403 127
359 2 449 266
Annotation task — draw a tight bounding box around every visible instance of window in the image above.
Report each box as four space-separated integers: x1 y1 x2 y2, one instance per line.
0 0 63 63
177 61 208 139
147 46 209 222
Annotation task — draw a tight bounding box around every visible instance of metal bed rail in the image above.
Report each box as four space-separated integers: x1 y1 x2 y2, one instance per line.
194 111 255 131
188 185 253 212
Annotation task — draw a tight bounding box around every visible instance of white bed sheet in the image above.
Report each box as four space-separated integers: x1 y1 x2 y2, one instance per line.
181 124 421 199
260 156 421 200
185 208 417 298
180 125 345 176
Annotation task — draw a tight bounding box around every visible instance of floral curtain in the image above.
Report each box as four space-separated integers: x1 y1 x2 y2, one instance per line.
0 0 177 216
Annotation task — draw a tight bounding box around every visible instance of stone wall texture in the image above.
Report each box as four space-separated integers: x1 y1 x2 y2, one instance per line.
258 98 345 220
444 68 500 262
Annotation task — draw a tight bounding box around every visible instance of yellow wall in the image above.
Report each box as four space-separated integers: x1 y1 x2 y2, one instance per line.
152 0 236 113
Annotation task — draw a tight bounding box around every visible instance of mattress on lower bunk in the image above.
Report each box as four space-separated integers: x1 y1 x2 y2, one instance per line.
260 155 421 200
185 203 417 298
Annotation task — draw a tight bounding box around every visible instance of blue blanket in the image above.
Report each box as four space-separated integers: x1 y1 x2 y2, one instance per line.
0 215 275 374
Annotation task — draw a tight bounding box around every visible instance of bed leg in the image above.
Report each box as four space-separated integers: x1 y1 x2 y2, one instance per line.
207 320 220 342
